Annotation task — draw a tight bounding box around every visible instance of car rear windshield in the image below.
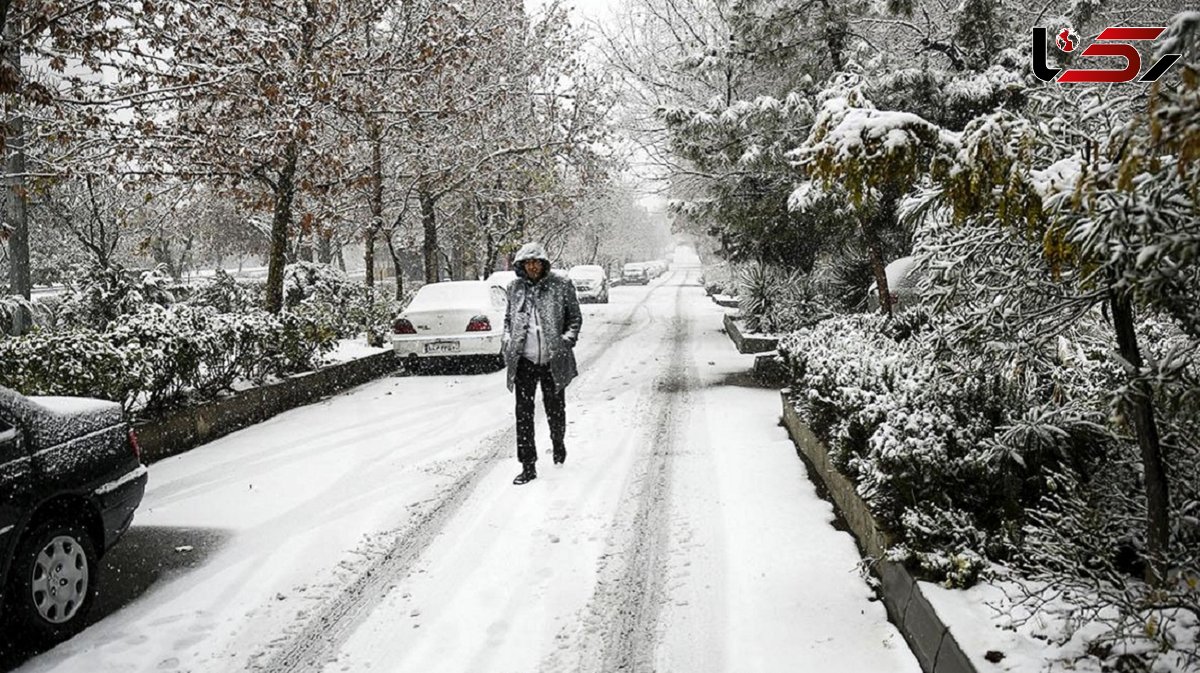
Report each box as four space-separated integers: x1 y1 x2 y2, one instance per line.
407 282 491 311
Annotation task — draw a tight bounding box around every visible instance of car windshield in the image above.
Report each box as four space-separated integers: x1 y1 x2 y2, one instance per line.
407 281 492 311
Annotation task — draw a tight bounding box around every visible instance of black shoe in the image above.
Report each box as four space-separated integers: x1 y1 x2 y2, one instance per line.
553 448 566 465
513 462 537 485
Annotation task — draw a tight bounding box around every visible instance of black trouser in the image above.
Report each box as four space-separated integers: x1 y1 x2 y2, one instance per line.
515 357 566 464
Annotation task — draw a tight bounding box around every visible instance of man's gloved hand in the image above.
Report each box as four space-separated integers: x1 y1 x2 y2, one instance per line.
562 334 576 348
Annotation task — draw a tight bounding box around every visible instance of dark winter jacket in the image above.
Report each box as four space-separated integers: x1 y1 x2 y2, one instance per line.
503 242 583 393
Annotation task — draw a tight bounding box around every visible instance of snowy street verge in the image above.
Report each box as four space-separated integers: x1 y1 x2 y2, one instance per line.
779 391 978 673
134 348 397 463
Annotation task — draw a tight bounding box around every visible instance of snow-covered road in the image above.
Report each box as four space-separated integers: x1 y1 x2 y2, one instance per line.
11 253 920 673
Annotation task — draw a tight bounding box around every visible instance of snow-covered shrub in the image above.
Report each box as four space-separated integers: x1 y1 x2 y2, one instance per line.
188 268 262 314
56 263 178 330
281 262 394 341
700 261 735 296
737 263 834 334
777 312 1128 586
780 306 1200 622
108 304 208 408
272 309 338 372
0 328 135 404
1009 315 1200 668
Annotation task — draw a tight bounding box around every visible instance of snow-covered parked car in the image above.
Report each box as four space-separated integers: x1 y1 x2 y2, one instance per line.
567 265 609 303
622 263 649 285
391 280 508 370
0 386 147 645
485 270 517 289
866 256 925 312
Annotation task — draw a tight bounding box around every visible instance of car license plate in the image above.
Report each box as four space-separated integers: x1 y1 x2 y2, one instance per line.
424 341 461 355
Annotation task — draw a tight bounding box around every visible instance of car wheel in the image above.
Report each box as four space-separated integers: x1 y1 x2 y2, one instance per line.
4 518 98 646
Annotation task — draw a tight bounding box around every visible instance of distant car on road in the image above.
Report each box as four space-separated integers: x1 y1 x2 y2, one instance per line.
622 263 649 286
0 386 147 646
392 280 509 371
567 265 609 303
646 260 668 278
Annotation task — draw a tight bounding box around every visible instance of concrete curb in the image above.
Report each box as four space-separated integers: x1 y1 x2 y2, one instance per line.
722 313 779 354
752 352 788 387
712 294 740 308
779 390 980 673
134 350 398 464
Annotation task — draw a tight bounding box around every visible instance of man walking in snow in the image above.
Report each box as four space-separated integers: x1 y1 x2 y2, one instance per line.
501 242 583 485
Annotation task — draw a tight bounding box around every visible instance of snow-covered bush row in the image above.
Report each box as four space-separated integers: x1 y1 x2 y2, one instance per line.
278 262 401 345
779 311 1200 596
780 312 1021 586
0 303 335 413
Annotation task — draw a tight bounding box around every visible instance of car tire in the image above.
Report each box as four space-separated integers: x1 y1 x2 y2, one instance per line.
3 518 98 646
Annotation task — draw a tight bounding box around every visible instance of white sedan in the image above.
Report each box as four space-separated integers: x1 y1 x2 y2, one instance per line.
392 281 508 370
485 270 518 289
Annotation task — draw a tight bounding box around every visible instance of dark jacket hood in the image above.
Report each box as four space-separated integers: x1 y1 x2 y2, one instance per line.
513 242 552 280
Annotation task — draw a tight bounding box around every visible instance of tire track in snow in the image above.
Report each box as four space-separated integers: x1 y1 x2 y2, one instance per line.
251 271 689 673
251 426 512 673
556 272 696 673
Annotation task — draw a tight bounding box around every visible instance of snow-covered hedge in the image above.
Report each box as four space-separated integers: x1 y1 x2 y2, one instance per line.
779 310 1140 586
780 309 1199 605
280 262 401 345
0 301 336 413
56 263 180 331
0 261 410 412
781 312 1025 585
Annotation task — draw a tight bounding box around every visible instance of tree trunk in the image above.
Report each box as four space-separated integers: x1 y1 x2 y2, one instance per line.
265 140 300 313
420 186 439 284
335 242 345 271
863 188 900 316
863 223 892 316
1110 291 1171 585
5 26 31 334
317 229 332 264
386 231 404 300
365 129 384 288
450 242 464 280
364 230 377 285
484 231 498 279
